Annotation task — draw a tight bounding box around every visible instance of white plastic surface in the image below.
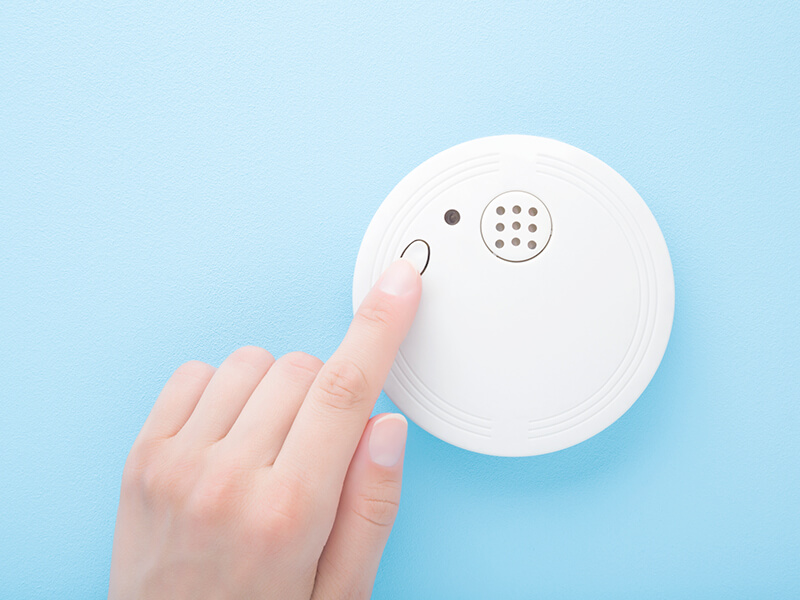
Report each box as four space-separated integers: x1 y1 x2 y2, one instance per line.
353 135 674 456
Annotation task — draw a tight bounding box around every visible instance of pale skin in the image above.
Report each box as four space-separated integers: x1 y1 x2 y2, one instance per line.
109 259 422 599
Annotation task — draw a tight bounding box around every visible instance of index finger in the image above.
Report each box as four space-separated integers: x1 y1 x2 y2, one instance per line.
272 259 421 499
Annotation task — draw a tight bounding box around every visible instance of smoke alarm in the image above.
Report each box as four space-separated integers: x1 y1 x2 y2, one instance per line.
353 135 674 456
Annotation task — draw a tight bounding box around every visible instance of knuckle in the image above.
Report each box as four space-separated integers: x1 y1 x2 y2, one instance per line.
279 351 323 383
261 474 314 540
185 490 227 525
120 460 145 496
121 438 157 490
356 295 400 331
139 462 189 505
254 509 298 549
129 447 197 506
228 345 274 371
174 360 215 382
351 491 400 529
139 464 169 498
185 463 250 524
124 435 151 467
315 360 371 411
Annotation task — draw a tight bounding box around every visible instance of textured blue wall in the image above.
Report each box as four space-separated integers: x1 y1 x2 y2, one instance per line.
2 2 798 598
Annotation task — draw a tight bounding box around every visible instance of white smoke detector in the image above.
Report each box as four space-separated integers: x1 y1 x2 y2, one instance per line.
353 135 674 456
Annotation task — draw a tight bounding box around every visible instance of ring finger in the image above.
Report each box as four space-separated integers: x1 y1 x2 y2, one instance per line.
223 351 323 466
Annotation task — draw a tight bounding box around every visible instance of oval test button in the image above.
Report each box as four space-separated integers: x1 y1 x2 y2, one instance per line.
400 239 430 275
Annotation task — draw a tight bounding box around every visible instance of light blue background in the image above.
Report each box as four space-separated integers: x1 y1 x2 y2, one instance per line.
2 2 798 598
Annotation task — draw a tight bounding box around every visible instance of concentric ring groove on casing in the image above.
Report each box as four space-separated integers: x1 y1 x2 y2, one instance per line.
526 156 658 437
394 352 492 429
388 370 493 438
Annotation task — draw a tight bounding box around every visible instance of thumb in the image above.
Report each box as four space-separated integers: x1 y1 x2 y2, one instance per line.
312 413 408 600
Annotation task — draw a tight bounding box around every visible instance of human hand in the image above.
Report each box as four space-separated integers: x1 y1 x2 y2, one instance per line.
108 259 422 599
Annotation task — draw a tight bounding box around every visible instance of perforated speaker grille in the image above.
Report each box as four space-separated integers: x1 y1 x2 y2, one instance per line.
480 191 552 261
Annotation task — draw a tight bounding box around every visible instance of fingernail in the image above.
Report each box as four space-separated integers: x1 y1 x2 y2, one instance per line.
376 259 418 296
369 414 408 467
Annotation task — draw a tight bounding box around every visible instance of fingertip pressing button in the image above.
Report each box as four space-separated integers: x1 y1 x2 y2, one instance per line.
400 239 430 275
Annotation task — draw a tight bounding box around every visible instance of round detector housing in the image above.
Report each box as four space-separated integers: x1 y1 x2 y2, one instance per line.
353 135 674 456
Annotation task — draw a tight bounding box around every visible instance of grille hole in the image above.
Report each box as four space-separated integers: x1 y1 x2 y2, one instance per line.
496 206 505 215
511 238 520 246
529 207 538 216
512 205 521 214
528 240 537 249
528 224 537 232
496 223 504 231
495 239 504 248
512 221 520 230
